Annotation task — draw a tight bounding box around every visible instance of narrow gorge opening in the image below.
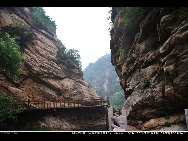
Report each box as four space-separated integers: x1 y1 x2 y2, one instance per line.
43 7 126 111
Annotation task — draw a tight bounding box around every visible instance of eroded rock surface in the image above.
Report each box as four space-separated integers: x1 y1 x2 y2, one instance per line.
0 7 99 103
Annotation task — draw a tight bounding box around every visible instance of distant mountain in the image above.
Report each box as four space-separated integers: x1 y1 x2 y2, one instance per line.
83 53 123 98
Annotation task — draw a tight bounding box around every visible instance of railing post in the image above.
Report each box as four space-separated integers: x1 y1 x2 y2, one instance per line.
81 99 82 109
118 109 121 116
22 101 24 109
119 110 127 131
185 109 188 130
90 99 93 106
100 98 103 106
93 99 95 106
53 101 55 108
108 107 114 131
53 101 56 111
38 100 40 109
27 99 30 109
106 108 109 130
107 97 110 107
43 99 45 108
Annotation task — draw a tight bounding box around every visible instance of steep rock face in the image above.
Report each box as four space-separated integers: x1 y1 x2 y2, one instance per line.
0 7 99 103
110 7 188 130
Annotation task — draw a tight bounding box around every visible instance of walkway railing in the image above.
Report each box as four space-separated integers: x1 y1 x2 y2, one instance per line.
107 107 127 131
12 97 110 110
185 109 188 130
107 108 188 131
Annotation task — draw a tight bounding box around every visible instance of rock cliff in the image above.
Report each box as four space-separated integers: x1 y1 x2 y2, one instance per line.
0 7 99 104
110 7 188 130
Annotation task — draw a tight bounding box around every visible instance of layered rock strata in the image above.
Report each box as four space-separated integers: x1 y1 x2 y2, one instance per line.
110 7 188 130
0 7 99 104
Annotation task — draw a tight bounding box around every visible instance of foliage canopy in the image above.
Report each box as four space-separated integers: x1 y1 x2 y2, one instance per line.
57 46 83 76
31 7 56 34
0 32 22 79
0 94 22 130
115 7 151 29
110 91 125 110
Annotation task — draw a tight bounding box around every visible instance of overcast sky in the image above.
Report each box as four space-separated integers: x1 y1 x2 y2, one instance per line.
43 7 111 70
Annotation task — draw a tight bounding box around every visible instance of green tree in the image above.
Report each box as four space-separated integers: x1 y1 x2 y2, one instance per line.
0 32 22 79
115 7 151 28
0 94 22 130
110 91 125 110
57 47 82 70
31 7 56 34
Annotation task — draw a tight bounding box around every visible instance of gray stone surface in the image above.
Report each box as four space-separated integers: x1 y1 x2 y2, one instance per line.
153 124 187 131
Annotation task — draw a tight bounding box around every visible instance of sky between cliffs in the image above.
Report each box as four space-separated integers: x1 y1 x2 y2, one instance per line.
43 7 111 70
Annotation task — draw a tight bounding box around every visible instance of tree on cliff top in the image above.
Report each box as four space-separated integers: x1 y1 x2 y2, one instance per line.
31 7 57 34
57 46 83 77
114 7 151 29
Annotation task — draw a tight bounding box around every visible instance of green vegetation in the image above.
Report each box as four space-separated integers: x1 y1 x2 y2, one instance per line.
78 71 84 77
31 7 56 34
164 119 186 127
157 108 174 119
164 122 171 127
56 91 62 96
83 53 125 109
173 119 186 125
57 46 82 70
0 32 22 79
1 23 34 47
0 94 22 130
113 46 124 57
113 27 123 42
125 53 137 67
110 91 125 111
115 7 151 29
57 46 83 77
88 83 92 88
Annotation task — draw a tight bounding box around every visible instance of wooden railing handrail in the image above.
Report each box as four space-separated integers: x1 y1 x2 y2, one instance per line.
12 97 110 110
17 97 108 102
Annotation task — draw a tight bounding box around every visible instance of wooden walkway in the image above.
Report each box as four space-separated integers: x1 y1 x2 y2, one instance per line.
12 97 110 110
